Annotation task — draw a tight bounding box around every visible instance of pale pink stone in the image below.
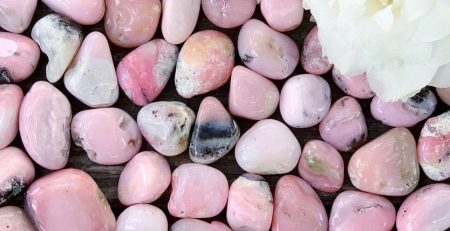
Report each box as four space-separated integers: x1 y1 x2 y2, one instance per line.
175 30 234 98
210 221 232 231
348 128 420 196
227 174 273 231
161 0 201 44
105 0 161 48
117 39 179 106
228 66 279 120
0 84 22 149
301 26 332 75
0 0 37 33
437 87 450 105
71 108 142 165
116 204 168 231
0 206 35 231
41 0 105 25
261 0 303 32
298 140 344 192
168 163 229 218
272 175 328 231
280 74 331 128
19 81 71 170
0 32 40 83
238 19 299 80
25 169 115 231
329 190 396 231
171 219 230 231
332 67 375 99
202 0 256 28
319 96 368 152
118 151 171 206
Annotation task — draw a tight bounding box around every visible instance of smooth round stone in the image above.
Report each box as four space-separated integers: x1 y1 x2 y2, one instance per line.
161 0 201 44
41 0 105 25
417 111 450 181
272 175 328 231
117 39 179 106
116 204 168 231
105 0 161 48
329 190 396 231
0 32 40 83
202 0 256 29
238 19 299 80
190 96 240 164
118 151 171 206
371 88 437 127
19 81 71 170
280 74 331 128
137 101 195 156
25 169 115 231
228 66 279 120
227 174 273 231
301 26 332 75
72 108 142 165
175 30 234 98
348 128 420 196
171 219 231 231
298 140 344 193
437 87 450 105
235 119 301 175
64 32 119 108
260 0 303 32
0 0 37 33
0 206 35 231
332 67 375 99
210 221 232 231
319 96 368 152
32 14 83 83
168 163 228 218
0 84 23 150
0 147 35 205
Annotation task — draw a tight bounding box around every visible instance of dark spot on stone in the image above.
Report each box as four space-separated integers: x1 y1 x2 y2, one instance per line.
303 110 309 118
403 88 436 117
72 132 84 147
13 52 20 56
340 97 350 107
168 113 174 117
128 139 136 146
152 110 157 115
242 54 254 63
439 158 442 163
118 116 130 130
346 133 367 152
196 121 236 140
409 88 428 104
355 204 382 214
54 15 82 37
0 68 12 84
0 178 25 205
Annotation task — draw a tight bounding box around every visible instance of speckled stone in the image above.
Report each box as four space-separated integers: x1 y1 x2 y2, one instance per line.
116 204 168 231
301 26 332 75
0 84 23 150
260 0 303 32
41 0 105 25
0 0 37 33
332 67 375 99
0 206 35 231
437 87 450 106
161 0 201 44
202 0 256 29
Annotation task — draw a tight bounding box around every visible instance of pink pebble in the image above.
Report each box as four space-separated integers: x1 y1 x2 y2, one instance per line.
0 206 35 231
202 0 256 29
161 0 201 45
0 0 37 33
437 87 450 105
210 221 232 231
116 204 168 231
301 26 332 75
172 218 231 231
0 84 23 150
41 0 105 25
261 0 303 32
332 67 375 99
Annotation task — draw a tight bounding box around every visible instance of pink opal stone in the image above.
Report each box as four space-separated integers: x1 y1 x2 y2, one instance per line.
118 151 171 206
238 19 299 80
210 221 232 231
161 0 201 44
261 0 303 32
202 0 256 29
0 0 37 33
0 32 40 83
329 190 396 231
298 140 344 193
105 0 161 48
168 163 228 218
0 84 23 150
437 87 450 105
25 169 116 231
0 206 35 231
116 204 168 231
301 26 332 75
280 74 331 128
71 108 142 165
171 219 231 231
175 30 234 98
41 0 105 25
319 96 368 152
117 39 179 106
228 66 279 120
227 174 273 231
272 175 328 231
332 67 375 99
348 128 420 196
19 81 71 170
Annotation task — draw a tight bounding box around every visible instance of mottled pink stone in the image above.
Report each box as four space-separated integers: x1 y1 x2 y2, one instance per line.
260 0 303 32
41 0 105 25
0 0 37 33
0 84 22 150
211 221 232 231
202 0 256 29
301 26 332 75
332 67 375 99
171 219 232 231
437 87 450 106
161 0 201 45
0 206 35 231
116 204 168 231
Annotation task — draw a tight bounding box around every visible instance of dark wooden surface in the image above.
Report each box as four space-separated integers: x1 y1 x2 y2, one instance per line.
2 1 450 226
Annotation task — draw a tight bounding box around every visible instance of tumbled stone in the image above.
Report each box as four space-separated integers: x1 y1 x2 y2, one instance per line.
175 30 234 98
301 26 332 75
137 101 195 156
0 206 35 231
280 74 331 128
348 128 420 196
329 190 396 231
437 87 450 106
116 204 168 231
0 84 22 150
168 163 228 218
105 0 161 48
319 96 368 152
228 66 279 120
72 108 142 165
171 219 231 231
298 140 344 193
332 67 375 99
41 0 105 25
0 32 40 83
117 39 178 106
238 19 299 80
227 174 273 231
235 119 301 175
0 0 37 33
190 96 240 164
261 0 303 32
371 88 437 127
118 151 171 206
32 14 83 83
202 0 256 29
211 221 232 231
161 0 201 44
272 175 328 231
20 81 71 170
25 169 115 231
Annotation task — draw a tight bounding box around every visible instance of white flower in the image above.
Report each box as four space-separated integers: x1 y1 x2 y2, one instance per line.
303 0 450 101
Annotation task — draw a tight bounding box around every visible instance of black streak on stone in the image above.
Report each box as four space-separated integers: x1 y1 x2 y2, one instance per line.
403 88 436 117
0 179 25 206
54 15 82 36
0 68 12 84
242 54 254 63
346 133 367 152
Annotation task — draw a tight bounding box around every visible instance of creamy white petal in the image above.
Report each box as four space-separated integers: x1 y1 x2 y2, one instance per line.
430 63 450 88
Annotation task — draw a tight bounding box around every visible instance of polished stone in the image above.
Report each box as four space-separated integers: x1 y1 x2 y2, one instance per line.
202 0 256 29
161 0 201 44
437 87 450 106
171 219 232 231
261 0 303 32
0 0 37 33
332 67 375 99
0 206 35 231
0 84 22 150
41 0 105 25
301 26 332 75
116 204 168 231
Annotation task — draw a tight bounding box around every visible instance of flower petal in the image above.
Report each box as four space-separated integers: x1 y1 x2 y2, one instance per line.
429 63 450 88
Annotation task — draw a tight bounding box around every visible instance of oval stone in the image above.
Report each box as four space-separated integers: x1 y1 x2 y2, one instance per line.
41 0 105 25
301 26 332 75
171 219 231 231
0 206 35 231
161 0 201 44
0 0 37 33
116 204 168 231
332 67 375 99
19 81 71 170
0 84 23 150
261 0 303 32
437 87 450 106
202 0 256 29
238 19 299 80
211 221 232 231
